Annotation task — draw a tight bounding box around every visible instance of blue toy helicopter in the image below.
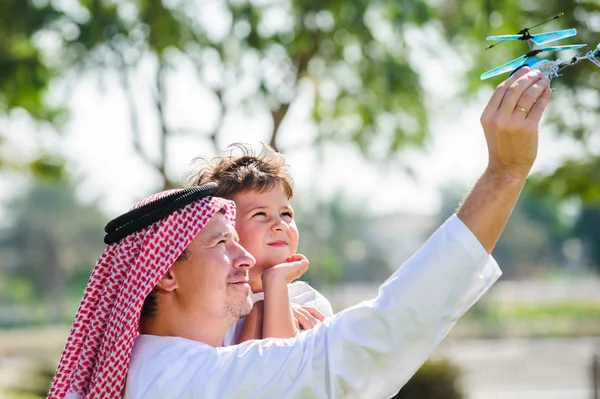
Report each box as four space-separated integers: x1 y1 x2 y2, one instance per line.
480 13 598 80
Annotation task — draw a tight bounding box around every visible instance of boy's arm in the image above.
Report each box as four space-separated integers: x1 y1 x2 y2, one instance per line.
261 254 309 338
262 275 297 338
236 300 264 343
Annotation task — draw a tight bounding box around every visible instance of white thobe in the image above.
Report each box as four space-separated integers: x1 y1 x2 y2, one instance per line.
124 214 501 399
223 281 335 346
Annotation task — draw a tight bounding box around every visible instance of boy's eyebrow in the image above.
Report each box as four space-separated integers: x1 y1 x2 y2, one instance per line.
241 203 293 212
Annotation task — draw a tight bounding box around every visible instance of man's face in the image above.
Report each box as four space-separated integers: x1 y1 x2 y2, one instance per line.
231 185 299 291
169 213 255 322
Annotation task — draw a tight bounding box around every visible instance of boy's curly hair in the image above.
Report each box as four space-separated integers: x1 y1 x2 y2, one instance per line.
188 143 294 199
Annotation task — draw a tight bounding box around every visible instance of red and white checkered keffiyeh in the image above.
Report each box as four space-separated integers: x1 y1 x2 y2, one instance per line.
48 190 236 399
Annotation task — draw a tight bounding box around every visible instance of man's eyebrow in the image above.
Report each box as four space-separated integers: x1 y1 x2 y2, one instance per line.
206 230 240 243
210 231 229 241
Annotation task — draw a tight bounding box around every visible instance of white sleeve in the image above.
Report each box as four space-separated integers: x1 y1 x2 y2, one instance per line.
134 214 500 399
288 282 335 318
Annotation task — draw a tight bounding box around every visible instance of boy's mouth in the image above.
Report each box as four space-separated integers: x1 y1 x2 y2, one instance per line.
267 241 288 246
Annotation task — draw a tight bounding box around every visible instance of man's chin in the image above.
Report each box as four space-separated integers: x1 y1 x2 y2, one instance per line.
238 297 253 320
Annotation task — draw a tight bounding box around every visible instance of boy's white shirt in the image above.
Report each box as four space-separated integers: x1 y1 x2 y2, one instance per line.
222 281 335 346
124 214 502 399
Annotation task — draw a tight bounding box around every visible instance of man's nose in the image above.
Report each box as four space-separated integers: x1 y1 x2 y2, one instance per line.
233 242 255 269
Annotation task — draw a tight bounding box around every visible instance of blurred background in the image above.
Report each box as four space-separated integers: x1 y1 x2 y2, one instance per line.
1 0 600 398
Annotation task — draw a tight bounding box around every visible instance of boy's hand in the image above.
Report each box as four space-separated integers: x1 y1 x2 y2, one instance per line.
291 304 325 330
262 254 309 286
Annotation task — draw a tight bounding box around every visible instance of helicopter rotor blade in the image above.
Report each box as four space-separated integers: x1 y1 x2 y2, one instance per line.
485 13 565 51
486 34 524 41
480 55 528 80
535 44 587 54
530 28 577 45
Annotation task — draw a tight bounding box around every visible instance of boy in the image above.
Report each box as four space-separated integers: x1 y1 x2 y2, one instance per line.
190 143 334 344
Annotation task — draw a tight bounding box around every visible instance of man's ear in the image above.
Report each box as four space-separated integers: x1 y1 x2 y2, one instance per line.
156 268 178 292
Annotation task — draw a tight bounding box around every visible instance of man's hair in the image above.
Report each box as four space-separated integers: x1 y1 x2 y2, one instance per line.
189 143 294 200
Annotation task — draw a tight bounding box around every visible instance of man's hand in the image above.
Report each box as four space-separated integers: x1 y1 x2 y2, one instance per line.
262 254 309 286
480 66 552 177
457 67 552 253
291 304 325 331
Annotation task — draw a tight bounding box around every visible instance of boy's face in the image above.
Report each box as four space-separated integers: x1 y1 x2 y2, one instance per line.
231 184 299 290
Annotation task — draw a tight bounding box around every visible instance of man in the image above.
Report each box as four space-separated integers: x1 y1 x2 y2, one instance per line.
48 67 551 398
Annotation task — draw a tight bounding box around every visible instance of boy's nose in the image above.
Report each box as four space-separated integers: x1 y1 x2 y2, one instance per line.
271 218 290 232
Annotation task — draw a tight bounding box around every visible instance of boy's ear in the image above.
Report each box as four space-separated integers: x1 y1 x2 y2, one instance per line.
156 269 178 292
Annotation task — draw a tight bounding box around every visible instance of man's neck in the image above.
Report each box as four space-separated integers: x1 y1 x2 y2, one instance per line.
140 312 232 347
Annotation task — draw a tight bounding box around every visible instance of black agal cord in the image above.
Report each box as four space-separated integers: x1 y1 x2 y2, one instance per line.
103 182 218 244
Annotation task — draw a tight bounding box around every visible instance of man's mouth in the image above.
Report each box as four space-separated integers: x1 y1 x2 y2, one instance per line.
228 277 250 287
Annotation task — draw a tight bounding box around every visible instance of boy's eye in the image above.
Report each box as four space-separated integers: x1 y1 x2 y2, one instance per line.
281 212 293 218
252 211 267 217
218 239 227 245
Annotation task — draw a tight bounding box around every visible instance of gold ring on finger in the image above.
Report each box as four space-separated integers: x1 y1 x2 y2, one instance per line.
515 106 528 115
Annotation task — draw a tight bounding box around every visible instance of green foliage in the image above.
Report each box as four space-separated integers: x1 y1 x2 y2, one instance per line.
295 191 392 286
573 204 600 272
460 300 600 338
3 1 600 197
438 1 600 202
495 302 600 320
1 0 438 185
27 155 67 181
0 1 62 120
0 178 107 323
393 359 463 399
530 158 600 204
437 182 575 277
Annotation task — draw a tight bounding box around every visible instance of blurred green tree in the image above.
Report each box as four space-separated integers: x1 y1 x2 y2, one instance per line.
2 0 599 197
295 191 392 287
0 179 107 323
573 204 600 273
0 1 67 179
393 359 463 399
1 0 434 188
437 1 600 202
437 182 573 278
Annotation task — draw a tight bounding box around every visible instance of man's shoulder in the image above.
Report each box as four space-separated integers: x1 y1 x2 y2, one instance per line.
130 334 215 367
125 335 238 398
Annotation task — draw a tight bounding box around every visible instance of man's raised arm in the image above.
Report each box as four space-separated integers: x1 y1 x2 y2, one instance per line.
126 68 552 399
457 67 551 253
